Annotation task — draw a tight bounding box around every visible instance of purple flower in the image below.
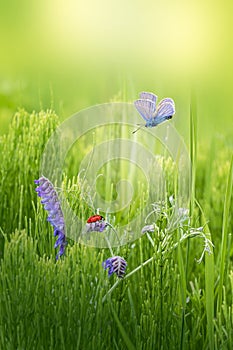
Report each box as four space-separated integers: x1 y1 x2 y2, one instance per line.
103 256 127 278
34 176 66 259
86 220 107 233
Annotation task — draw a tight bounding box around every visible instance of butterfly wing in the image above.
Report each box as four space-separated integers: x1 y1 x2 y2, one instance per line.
134 99 156 121
159 97 174 105
155 98 175 118
139 92 158 105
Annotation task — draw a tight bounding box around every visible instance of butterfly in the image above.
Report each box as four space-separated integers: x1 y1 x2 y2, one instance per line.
133 91 175 133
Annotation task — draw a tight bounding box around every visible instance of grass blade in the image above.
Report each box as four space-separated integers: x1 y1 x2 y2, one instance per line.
196 200 215 350
217 154 233 314
204 223 215 350
111 303 136 350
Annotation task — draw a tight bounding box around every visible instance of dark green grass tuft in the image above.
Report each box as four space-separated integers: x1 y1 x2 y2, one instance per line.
0 109 59 234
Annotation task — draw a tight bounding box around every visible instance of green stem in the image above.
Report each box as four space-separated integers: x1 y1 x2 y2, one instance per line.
102 256 154 303
217 154 233 315
159 241 163 349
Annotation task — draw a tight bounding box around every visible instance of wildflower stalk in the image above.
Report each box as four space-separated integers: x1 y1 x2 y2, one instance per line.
34 176 66 259
103 216 213 302
102 256 154 303
103 233 114 257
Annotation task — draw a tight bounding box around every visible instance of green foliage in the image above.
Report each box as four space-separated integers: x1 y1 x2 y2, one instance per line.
0 108 232 349
0 109 59 234
196 139 233 245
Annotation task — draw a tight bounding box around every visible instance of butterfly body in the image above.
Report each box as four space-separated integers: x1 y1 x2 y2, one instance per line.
145 114 173 128
133 92 175 132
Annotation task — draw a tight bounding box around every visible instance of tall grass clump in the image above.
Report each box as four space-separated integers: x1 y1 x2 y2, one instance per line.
0 109 59 234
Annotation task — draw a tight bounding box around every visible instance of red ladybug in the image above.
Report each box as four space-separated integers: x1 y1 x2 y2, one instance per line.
87 215 105 223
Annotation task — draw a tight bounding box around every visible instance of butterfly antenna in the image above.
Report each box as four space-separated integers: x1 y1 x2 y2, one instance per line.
132 124 144 134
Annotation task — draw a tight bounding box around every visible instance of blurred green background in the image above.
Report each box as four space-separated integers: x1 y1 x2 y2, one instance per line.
0 0 233 142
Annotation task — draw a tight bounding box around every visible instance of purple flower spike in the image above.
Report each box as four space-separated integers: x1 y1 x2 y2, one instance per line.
34 176 66 259
86 220 107 233
103 256 127 278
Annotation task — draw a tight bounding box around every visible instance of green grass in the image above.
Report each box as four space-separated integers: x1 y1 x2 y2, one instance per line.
0 107 233 350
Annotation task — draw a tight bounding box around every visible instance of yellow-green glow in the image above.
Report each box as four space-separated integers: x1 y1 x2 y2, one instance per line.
0 1 233 137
